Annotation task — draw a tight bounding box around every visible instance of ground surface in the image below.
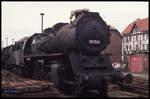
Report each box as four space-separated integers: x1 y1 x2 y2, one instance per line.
1 69 149 98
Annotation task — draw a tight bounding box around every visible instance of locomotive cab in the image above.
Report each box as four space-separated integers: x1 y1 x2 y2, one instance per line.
11 37 28 66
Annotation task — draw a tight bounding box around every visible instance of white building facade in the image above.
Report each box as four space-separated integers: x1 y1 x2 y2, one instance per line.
122 29 149 55
121 18 149 72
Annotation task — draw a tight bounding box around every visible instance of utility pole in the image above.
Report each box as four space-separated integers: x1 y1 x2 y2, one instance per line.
1 41 3 49
40 13 44 33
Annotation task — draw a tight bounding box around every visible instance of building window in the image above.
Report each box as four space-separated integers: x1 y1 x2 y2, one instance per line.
133 27 136 33
129 36 131 42
124 37 126 43
143 44 145 50
136 45 138 50
126 45 128 51
126 37 128 42
140 34 142 40
130 45 132 51
134 36 136 41
123 38 125 43
136 35 138 41
143 34 145 40
132 45 134 51
145 34 147 40
147 44 149 50
132 25 139 33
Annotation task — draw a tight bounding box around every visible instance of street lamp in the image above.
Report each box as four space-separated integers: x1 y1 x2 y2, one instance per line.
40 13 44 33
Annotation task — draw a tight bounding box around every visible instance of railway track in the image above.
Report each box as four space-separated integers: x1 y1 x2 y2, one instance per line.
1 69 105 98
1 69 100 97
119 75 149 97
1 69 66 97
2 69 148 98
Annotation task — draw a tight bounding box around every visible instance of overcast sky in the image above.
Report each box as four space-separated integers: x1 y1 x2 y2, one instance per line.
2 1 148 47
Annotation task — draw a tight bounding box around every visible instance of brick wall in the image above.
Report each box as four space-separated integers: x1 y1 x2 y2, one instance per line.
102 29 122 64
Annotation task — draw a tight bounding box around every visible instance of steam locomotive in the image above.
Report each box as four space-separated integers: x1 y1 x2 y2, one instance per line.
2 9 132 96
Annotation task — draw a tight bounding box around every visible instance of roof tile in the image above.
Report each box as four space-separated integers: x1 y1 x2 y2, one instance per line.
122 18 149 34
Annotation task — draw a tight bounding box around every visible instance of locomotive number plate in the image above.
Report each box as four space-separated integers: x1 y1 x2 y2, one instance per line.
89 40 100 44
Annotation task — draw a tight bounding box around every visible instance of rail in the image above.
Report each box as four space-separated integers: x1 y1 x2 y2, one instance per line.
119 75 149 97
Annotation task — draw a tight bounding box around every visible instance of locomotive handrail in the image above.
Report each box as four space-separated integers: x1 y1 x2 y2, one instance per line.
24 53 64 57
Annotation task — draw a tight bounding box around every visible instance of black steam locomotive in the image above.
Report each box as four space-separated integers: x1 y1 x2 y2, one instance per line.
2 9 132 96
